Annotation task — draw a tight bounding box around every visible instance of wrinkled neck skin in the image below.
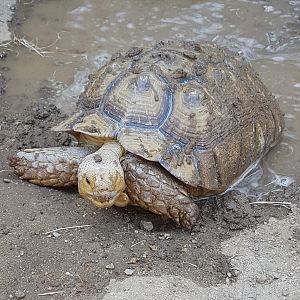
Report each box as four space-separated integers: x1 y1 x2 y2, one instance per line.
78 141 130 208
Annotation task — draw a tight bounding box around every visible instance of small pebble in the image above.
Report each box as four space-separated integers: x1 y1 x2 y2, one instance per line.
225 199 237 211
272 271 280 279
149 244 158 251
227 272 232 278
127 257 139 264
3 178 12 183
124 268 134 276
256 274 267 284
52 232 61 238
231 269 240 277
14 290 25 299
199 227 207 233
158 233 172 240
140 220 154 232
93 154 102 163
264 5 274 12
105 263 115 270
282 288 289 296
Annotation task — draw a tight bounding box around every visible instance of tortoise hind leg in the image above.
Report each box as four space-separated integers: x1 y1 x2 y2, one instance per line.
122 154 200 230
8 147 93 187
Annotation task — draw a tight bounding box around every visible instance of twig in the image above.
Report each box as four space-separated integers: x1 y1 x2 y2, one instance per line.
130 240 146 247
250 201 292 210
0 31 68 57
38 291 64 296
11 33 52 57
0 170 11 173
183 262 198 268
45 225 93 235
115 231 130 235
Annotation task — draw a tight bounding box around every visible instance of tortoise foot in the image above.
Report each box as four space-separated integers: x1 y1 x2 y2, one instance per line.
122 154 200 229
168 197 200 230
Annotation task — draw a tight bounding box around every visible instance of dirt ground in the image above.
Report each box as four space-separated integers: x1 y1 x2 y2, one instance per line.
0 101 299 299
0 1 300 300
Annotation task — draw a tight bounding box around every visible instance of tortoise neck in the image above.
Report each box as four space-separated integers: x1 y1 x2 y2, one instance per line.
99 141 124 158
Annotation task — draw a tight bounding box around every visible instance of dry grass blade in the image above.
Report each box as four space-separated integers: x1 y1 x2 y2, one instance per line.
11 33 52 57
131 240 146 247
38 291 64 296
250 201 292 210
0 31 67 57
183 262 198 268
45 224 94 235
0 170 11 173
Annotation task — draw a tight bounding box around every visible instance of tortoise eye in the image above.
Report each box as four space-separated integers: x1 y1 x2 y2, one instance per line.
85 177 91 185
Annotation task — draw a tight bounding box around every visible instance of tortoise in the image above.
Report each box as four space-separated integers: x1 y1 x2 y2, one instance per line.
9 41 284 229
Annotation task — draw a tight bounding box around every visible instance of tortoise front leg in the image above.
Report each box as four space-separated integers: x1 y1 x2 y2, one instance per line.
122 154 200 230
8 147 93 187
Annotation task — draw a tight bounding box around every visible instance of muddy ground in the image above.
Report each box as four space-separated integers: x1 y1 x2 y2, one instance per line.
0 1 300 300
0 101 299 300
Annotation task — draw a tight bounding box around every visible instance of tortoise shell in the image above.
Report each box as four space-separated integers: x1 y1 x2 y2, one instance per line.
54 41 284 192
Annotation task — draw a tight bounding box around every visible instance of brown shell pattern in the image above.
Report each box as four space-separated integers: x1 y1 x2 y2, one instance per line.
62 41 284 191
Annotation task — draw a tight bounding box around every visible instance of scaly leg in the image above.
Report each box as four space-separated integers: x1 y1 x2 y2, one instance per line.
8 147 93 187
122 154 200 229
9 148 200 229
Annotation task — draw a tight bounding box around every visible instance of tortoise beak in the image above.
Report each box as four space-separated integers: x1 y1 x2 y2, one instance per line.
82 191 119 208
78 173 125 207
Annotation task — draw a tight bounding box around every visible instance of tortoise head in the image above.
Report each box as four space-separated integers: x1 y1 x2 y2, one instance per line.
78 142 130 208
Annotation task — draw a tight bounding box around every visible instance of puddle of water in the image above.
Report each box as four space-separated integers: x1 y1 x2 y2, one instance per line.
2 0 300 196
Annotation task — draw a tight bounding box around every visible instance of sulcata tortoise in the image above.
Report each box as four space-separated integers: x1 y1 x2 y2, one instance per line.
9 41 284 229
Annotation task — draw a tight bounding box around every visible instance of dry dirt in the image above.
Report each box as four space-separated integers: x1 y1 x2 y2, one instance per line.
0 87 300 300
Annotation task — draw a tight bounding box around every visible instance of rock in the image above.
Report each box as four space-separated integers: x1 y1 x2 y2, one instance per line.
127 257 139 264
0 51 8 60
272 271 281 279
124 268 134 276
140 220 154 232
3 178 12 183
256 274 267 284
52 232 61 238
0 225 10 235
105 263 115 270
15 290 25 299
224 199 237 211
199 226 207 233
149 244 158 251
158 233 172 240
282 288 289 296
231 268 240 277
264 5 274 12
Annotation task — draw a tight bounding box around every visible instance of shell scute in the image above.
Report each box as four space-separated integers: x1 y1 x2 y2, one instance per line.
59 41 284 191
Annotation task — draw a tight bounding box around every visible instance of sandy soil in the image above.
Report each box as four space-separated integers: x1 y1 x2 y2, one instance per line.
0 2 300 300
